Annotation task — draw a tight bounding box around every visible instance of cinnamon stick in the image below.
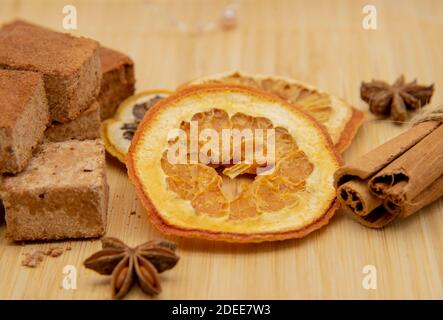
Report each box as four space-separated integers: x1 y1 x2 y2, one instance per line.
369 124 443 205
384 175 443 218
334 121 443 228
334 121 440 184
337 180 382 216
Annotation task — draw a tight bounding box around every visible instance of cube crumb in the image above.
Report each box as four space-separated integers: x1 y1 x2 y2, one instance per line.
0 140 108 241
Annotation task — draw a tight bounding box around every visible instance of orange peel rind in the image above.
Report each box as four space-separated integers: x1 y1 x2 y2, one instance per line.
127 84 342 242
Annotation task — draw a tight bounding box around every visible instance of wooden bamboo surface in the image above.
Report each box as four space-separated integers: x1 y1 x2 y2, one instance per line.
0 0 442 300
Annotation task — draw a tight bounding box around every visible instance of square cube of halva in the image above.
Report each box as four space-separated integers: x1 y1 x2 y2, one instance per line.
0 140 108 241
45 101 101 142
0 20 101 123
98 47 135 120
0 69 49 174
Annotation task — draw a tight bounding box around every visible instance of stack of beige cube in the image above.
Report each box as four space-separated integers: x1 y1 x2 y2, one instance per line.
0 20 135 241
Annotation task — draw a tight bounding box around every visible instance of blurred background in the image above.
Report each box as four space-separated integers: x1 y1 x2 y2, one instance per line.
1 0 441 111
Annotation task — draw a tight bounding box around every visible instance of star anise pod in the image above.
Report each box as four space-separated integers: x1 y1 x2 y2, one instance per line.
83 237 179 299
361 75 434 122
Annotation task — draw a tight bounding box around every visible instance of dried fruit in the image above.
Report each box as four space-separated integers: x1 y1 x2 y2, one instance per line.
127 84 342 242
361 75 434 122
101 90 171 163
83 237 179 299
183 71 364 153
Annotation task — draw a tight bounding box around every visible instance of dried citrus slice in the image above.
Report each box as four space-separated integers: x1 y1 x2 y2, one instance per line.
127 84 342 242
101 90 171 163
183 71 365 153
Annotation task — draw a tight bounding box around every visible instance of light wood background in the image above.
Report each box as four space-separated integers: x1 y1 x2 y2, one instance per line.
0 0 442 300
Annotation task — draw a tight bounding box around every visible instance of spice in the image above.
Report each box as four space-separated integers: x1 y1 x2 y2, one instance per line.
361 75 434 122
83 237 179 299
334 116 443 227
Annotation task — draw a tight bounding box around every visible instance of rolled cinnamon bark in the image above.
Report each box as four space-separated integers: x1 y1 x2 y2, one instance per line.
384 175 443 218
334 121 440 184
369 124 443 204
334 121 443 228
342 204 397 228
337 180 382 216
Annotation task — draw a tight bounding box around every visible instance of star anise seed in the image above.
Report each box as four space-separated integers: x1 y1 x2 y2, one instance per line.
84 237 179 299
361 75 434 122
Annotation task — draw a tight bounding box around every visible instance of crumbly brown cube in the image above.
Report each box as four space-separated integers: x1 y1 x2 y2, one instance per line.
0 20 102 123
0 70 50 173
45 101 100 142
0 140 108 241
98 47 135 120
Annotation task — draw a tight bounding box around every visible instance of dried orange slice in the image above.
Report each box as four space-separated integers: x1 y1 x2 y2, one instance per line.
127 84 342 242
101 90 171 163
183 71 365 153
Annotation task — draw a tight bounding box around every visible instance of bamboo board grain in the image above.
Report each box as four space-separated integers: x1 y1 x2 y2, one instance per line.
0 0 442 300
